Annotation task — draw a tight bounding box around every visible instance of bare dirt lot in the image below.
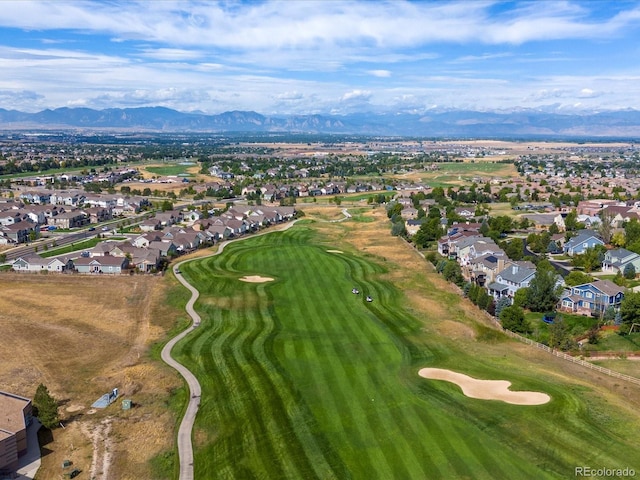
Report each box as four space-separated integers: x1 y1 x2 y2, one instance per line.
0 273 184 479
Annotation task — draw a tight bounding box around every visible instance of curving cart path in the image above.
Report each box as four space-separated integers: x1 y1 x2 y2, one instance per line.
161 219 300 480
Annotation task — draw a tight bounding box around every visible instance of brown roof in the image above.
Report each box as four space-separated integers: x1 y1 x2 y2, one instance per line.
0 391 30 434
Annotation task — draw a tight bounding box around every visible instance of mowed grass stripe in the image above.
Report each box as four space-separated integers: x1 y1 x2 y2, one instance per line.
276 246 414 479
255 282 344 480
274 246 385 475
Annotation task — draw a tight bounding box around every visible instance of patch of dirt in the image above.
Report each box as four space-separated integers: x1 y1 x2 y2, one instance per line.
65 404 85 413
80 418 113 480
418 368 551 405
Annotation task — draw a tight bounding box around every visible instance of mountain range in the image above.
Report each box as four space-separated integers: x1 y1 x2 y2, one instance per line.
2 106 640 138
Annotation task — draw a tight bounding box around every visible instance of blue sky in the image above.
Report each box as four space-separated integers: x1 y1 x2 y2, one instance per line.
1 0 640 114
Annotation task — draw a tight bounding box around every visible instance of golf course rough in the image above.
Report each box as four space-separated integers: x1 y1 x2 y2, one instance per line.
172 225 640 480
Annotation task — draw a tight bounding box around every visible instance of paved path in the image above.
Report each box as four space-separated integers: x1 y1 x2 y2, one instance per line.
160 220 298 480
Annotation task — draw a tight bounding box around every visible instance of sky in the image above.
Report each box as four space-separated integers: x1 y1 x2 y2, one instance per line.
2 0 640 115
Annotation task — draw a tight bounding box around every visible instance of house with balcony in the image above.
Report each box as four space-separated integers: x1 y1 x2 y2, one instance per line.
559 280 625 316
487 262 537 301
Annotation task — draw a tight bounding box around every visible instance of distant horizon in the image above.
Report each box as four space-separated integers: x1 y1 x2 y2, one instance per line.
2 1 640 115
4 104 640 117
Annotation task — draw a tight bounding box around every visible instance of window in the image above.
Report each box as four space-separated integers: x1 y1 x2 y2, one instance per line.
586 292 593 299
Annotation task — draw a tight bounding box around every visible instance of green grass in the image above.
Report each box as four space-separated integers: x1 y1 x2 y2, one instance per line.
527 311 599 345
171 226 640 479
585 331 640 352
146 164 193 176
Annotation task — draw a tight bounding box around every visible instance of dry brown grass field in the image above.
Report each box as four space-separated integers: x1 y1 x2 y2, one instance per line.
0 273 185 479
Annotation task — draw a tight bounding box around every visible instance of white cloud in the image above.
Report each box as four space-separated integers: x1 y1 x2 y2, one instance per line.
341 90 372 102
368 70 391 78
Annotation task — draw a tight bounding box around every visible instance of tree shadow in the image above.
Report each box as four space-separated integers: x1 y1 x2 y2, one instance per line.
37 427 55 458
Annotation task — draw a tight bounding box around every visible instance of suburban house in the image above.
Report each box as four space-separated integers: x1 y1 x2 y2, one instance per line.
469 253 507 286
0 221 38 244
487 262 537 301
52 210 89 229
12 254 73 272
74 256 129 274
602 248 640 275
405 219 423 236
563 231 604 256
559 280 626 316
0 390 32 477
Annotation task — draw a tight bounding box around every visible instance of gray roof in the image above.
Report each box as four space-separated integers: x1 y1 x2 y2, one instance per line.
487 282 509 292
564 230 603 249
497 264 536 284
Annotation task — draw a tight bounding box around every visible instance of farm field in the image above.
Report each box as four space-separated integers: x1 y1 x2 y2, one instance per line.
171 208 640 479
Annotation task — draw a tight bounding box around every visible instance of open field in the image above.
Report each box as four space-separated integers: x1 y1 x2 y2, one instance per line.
171 207 640 479
145 164 195 177
0 273 187 479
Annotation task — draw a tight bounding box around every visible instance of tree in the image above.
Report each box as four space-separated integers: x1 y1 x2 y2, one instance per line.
526 260 561 312
442 260 464 286
391 221 407 237
625 218 640 246
386 202 402 219
624 263 636 280
494 297 511 318
564 209 582 232
513 288 529 308
598 209 615 244
571 245 606 273
412 217 441 248
619 290 640 334
564 270 593 287
548 316 576 351
505 238 524 261
33 383 59 429
611 231 626 248
500 305 531 334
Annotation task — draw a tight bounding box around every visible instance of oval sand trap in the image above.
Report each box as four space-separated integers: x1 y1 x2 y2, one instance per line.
327 250 343 254
240 275 274 283
418 368 550 405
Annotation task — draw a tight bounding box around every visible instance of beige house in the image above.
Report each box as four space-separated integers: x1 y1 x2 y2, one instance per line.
0 391 33 476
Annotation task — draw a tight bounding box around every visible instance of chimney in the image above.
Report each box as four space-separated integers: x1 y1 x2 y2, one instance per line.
512 265 518 275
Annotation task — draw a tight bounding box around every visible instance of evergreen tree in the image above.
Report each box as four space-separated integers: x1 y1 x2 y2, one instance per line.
526 261 561 312
34 383 59 429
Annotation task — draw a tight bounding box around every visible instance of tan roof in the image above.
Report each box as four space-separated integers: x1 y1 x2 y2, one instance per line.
0 391 30 434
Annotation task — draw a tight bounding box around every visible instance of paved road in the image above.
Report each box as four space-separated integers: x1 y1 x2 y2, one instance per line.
161 219 298 480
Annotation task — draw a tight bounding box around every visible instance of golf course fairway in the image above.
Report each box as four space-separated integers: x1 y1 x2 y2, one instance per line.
171 222 640 479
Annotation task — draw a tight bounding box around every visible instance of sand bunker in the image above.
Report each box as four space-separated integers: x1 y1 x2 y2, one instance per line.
239 275 274 283
327 250 343 254
418 368 550 405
